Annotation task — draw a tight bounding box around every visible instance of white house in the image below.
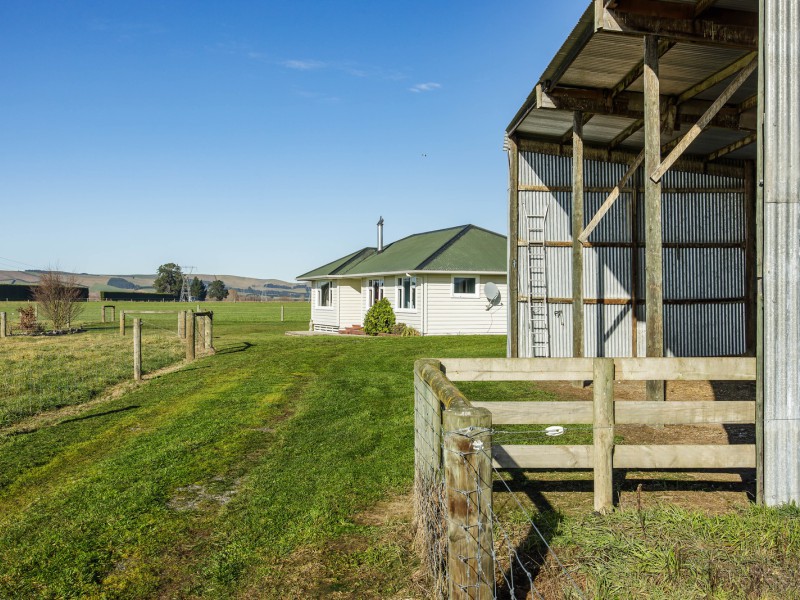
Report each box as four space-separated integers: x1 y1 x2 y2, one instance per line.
297 224 507 335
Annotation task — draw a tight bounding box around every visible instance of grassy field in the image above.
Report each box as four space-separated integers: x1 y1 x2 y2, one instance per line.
0 301 797 598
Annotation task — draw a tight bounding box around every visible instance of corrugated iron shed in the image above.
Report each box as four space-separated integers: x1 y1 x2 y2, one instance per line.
502 0 800 505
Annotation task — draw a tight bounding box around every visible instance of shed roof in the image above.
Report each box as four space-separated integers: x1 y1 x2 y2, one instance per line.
297 225 506 280
508 0 758 165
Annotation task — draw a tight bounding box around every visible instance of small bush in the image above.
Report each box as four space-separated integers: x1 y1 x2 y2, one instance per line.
391 323 420 337
363 298 396 335
17 305 42 333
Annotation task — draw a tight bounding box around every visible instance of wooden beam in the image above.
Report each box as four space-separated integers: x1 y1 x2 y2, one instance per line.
609 117 644 149
440 357 596 382
694 0 718 19
560 112 594 145
737 94 758 113
650 57 757 182
644 35 664 403
610 39 675 99
493 444 756 469
508 136 520 357
515 137 746 179
597 1 757 50
493 444 592 469
476 400 755 426
613 444 755 469
440 357 756 382
578 150 644 243
572 112 585 360
471 401 593 424
539 87 750 132
707 132 757 162
675 51 758 105
614 357 756 380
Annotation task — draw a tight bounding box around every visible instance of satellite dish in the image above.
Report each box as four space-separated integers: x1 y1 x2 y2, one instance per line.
484 282 501 309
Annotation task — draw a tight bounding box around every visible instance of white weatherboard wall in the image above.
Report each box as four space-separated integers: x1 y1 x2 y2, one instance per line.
311 281 338 331
337 279 362 329
424 275 507 336
393 276 423 333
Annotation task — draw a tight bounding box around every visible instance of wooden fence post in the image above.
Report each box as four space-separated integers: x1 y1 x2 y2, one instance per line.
197 314 206 350
593 357 615 513
119 311 126 336
133 318 142 381
178 310 186 339
101 306 106 323
443 406 494 599
204 313 213 351
281 305 284 322
0 312 6 338
186 311 195 361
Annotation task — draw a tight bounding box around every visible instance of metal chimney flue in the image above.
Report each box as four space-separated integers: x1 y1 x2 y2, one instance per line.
377 216 384 252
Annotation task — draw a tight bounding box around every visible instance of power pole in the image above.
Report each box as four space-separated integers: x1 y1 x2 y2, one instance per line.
180 266 195 302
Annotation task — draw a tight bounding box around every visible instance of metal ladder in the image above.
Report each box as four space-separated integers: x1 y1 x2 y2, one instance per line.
527 207 550 357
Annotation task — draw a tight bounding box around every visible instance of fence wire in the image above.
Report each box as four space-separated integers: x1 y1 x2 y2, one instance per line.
414 374 586 599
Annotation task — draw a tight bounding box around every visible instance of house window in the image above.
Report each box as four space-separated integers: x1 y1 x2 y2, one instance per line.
397 276 416 310
452 276 477 297
319 281 332 307
367 279 384 307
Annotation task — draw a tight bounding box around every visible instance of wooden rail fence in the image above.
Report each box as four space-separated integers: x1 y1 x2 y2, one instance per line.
414 356 757 597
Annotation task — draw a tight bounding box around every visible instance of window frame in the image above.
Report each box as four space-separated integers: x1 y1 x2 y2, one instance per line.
318 280 334 309
451 275 479 298
366 278 384 309
396 276 417 312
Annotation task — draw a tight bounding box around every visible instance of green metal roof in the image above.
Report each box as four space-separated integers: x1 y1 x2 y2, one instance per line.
298 225 506 279
296 247 375 279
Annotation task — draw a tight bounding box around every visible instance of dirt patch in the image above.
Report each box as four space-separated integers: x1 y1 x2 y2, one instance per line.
244 493 429 599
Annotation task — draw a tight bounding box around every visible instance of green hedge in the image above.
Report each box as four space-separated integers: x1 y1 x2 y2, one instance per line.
0 284 88 302
99 291 176 302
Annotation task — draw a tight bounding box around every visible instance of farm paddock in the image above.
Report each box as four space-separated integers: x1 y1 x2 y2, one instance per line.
0 301 798 597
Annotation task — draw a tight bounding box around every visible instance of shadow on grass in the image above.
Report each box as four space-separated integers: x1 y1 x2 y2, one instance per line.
493 470 566 599
214 342 254 355
59 405 140 425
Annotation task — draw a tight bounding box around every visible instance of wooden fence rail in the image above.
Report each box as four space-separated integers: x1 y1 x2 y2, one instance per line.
413 356 758 591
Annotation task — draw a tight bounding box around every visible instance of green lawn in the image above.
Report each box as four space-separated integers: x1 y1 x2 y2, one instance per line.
0 301 797 598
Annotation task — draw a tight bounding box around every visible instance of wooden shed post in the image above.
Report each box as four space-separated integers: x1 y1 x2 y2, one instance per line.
178 310 186 339
133 318 142 382
508 135 520 358
644 35 665 403
0 312 6 338
186 311 195 361
593 358 615 513
443 406 494 599
119 311 126 336
572 111 585 368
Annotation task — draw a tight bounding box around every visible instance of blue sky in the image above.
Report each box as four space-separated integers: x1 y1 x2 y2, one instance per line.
0 1 586 281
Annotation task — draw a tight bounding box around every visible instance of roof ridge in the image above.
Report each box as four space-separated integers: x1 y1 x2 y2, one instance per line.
415 225 473 270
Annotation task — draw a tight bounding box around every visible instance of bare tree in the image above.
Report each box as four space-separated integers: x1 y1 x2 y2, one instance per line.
33 270 85 331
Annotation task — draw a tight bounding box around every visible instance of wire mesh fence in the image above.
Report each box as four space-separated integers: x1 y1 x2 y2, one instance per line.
0 316 185 429
414 359 586 599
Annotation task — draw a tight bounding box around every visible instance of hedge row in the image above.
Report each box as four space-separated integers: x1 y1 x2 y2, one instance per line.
0 284 89 302
99 291 176 301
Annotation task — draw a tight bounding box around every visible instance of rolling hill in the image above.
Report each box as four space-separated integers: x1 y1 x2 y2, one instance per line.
0 270 309 300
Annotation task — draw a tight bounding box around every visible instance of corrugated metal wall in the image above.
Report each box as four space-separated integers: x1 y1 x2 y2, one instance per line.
763 0 800 506
516 151 747 358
